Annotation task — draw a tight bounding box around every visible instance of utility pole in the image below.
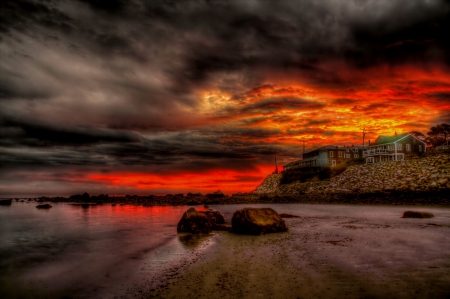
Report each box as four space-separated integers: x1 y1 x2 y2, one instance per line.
274 157 279 174
361 128 367 148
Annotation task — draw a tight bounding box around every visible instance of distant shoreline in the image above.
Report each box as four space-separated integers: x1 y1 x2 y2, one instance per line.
4 189 450 206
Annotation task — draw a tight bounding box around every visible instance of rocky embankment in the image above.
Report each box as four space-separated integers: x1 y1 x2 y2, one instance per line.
255 154 450 196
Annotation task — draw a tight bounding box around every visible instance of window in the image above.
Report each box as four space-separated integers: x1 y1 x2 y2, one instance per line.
346 148 349 152
346 154 351 158
338 151 343 157
354 154 359 158
419 145 422 152
329 151 333 157
406 144 411 151
396 143 402 150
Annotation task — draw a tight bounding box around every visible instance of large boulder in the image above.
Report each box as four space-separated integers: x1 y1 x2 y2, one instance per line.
402 211 434 218
177 208 214 234
200 210 226 225
231 208 288 235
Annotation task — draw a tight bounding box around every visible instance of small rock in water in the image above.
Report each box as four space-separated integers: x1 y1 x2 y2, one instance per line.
0 199 12 206
402 211 434 218
36 204 52 209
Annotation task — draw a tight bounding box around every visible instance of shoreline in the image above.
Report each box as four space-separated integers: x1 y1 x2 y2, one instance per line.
145 207 450 299
3 189 450 206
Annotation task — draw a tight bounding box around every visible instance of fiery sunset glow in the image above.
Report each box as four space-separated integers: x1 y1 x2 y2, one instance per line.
1 0 450 196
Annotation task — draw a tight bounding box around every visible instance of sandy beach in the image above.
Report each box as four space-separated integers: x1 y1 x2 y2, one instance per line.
147 206 450 299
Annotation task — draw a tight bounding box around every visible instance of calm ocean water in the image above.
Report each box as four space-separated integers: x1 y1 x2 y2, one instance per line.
1 202 449 298
0 202 211 299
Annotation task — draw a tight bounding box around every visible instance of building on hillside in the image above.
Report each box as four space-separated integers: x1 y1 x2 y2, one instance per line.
283 145 364 171
363 133 426 163
436 140 449 151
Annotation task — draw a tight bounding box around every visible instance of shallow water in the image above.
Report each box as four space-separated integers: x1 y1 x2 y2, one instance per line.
0 202 210 298
1 202 449 298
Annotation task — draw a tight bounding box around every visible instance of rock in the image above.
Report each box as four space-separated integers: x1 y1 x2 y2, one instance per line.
177 208 213 234
0 199 12 205
231 208 288 235
199 210 226 225
36 204 52 209
402 211 434 218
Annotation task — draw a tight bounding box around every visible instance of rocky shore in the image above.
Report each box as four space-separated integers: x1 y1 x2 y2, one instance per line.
253 153 450 205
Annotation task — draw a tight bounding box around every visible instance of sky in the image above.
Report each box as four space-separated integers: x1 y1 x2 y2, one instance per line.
1 0 450 197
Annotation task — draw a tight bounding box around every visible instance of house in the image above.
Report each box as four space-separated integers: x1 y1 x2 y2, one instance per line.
283 145 363 170
436 141 449 151
363 133 426 163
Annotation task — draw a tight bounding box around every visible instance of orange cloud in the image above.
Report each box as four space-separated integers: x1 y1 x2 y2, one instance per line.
198 64 450 154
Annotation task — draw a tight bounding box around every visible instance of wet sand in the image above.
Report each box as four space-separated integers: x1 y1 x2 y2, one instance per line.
147 210 450 299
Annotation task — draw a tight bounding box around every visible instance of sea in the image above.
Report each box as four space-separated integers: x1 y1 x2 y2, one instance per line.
1 201 449 298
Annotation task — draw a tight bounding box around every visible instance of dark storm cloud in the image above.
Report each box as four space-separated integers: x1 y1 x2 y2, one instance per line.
1 0 450 178
0 116 141 146
3 0 449 103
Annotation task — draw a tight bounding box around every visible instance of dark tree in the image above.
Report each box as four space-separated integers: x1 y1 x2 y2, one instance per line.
408 131 426 141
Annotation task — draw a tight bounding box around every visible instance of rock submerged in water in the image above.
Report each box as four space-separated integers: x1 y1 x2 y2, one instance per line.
402 211 434 218
231 208 287 235
36 204 52 209
0 199 12 206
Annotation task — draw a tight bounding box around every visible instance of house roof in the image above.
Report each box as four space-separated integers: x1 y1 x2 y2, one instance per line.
372 134 408 145
372 133 426 146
